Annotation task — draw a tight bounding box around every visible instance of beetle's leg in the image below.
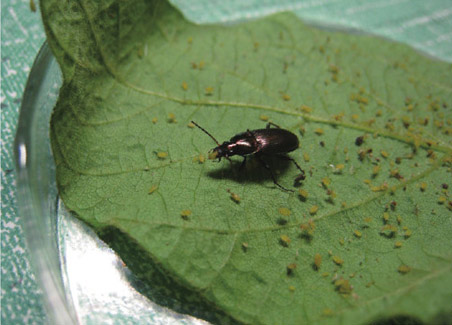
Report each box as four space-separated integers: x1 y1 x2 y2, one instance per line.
256 155 294 192
276 154 305 175
246 129 254 136
217 154 233 166
239 156 247 170
275 154 306 184
266 122 282 129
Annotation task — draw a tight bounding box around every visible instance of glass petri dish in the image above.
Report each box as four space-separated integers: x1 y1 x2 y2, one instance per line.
15 43 207 324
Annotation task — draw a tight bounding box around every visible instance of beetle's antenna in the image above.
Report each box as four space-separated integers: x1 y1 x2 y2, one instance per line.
191 121 221 146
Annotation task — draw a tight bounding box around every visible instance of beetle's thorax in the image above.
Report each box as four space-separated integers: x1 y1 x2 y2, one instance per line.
213 137 257 159
226 137 257 156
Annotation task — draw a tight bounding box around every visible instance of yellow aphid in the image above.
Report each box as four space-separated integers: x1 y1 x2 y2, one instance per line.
300 219 316 237
332 256 344 266
259 114 269 121
299 125 306 135
303 153 310 162
205 86 214 95
309 205 319 215
208 151 218 160
404 229 412 238
394 241 403 248
323 308 334 316
148 185 158 195
372 165 380 175
152 117 158 124
168 113 176 123
227 189 241 204
380 224 397 237
438 196 447 204
279 207 291 216
366 281 375 288
398 265 411 274
314 253 322 269
180 209 192 220
322 177 331 187
327 189 336 199
333 112 345 121
354 230 362 238
287 263 297 274
157 152 168 159
298 189 308 199
357 96 369 105
335 164 345 172
329 64 339 73
390 169 400 178
30 0 36 12
182 81 188 91
137 45 144 58
334 278 352 295
420 182 427 192
314 128 324 135
280 235 291 247
371 184 389 192
383 212 390 223
198 154 205 164
282 93 291 101
187 122 195 128
300 105 313 113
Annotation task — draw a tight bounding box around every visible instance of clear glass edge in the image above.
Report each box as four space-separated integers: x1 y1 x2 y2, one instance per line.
14 42 78 325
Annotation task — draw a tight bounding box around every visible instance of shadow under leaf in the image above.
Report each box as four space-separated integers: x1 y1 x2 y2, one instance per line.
98 226 239 325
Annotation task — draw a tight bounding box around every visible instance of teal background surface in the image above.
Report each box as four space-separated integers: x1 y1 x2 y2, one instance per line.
1 1 451 324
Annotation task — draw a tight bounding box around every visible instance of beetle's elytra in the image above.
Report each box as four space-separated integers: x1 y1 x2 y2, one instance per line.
191 121 305 191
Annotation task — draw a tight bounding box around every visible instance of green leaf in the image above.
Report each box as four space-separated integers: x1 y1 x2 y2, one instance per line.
42 0 452 324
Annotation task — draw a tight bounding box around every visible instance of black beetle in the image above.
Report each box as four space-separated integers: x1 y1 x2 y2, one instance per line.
191 120 305 191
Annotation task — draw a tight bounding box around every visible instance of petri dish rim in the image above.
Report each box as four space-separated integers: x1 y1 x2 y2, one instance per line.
14 42 77 325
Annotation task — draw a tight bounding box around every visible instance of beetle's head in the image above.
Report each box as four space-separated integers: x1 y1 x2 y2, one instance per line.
209 142 231 161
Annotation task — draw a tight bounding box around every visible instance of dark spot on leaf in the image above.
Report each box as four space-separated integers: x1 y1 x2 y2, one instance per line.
355 136 364 146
